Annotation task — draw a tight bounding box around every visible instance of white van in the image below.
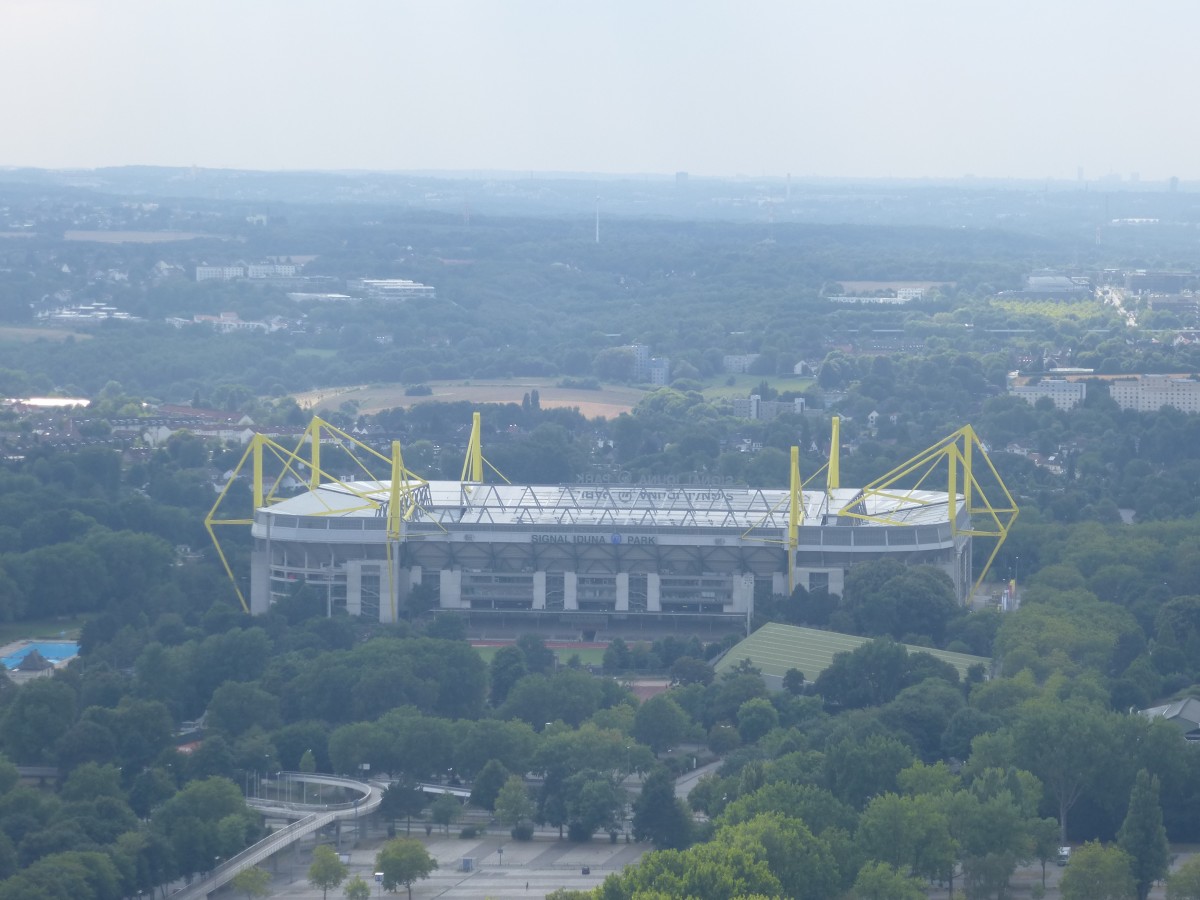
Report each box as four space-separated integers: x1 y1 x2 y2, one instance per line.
1057 846 1071 866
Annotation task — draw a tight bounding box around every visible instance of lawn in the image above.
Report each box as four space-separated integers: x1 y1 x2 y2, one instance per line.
0 326 92 343
700 374 814 401
0 616 86 648
472 643 608 667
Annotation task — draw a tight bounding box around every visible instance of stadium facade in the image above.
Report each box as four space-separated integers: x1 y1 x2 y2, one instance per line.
208 416 1016 634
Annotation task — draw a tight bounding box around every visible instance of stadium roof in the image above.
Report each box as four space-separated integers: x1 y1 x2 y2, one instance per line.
714 622 990 683
261 480 958 531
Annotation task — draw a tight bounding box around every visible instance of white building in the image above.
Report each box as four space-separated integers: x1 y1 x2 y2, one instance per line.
630 344 671 385
732 395 806 420
1109 375 1200 413
196 266 245 282
348 279 437 300
247 264 298 278
1007 379 1087 411
723 354 760 374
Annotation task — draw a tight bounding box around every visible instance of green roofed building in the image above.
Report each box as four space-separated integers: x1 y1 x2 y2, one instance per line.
714 622 990 690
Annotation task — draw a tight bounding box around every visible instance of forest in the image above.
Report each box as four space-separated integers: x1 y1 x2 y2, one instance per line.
2 171 1200 898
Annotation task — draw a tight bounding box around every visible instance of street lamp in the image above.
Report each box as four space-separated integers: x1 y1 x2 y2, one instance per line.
497 846 504 867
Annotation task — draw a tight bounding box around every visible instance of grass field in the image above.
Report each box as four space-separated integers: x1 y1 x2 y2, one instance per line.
472 643 607 667
294 378 648 419
0 326 92 343
0 616 86 648
700 374 813 401
715 622 988 681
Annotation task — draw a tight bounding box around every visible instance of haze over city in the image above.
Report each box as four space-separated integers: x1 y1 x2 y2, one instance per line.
3 0 1198 182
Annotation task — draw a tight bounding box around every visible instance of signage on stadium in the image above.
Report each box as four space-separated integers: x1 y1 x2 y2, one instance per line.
530 533 657 545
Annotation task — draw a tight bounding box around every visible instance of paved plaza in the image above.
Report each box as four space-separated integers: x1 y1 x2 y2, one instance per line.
236 829 649 899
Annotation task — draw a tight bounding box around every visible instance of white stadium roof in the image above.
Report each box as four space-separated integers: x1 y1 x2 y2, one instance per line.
259 480 957 531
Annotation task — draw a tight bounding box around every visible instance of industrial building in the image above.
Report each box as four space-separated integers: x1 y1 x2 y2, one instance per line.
208 417 1015 635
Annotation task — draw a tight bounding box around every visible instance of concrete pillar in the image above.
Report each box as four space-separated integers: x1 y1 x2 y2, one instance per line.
345 563 363 618
615 572 629 611
533 571 546 610
441 569 462 608
730 573 755 613
250 548 271 615
647 573 661 612
564 571 578 610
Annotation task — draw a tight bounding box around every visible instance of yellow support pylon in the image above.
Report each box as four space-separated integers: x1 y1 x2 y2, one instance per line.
206 418 432 614
839 425 1018 602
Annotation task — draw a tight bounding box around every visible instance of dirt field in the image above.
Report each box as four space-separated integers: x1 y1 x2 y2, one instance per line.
294 379 647 419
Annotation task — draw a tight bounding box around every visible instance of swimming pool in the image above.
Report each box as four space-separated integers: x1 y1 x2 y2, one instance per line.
1 641 80 670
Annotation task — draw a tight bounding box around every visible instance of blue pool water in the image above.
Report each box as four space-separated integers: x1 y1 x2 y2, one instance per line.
1 641 79 670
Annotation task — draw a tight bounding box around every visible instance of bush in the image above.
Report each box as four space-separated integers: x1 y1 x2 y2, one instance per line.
511 823 534 841
405 384 433 396
568 822 594 842
459 825 485 839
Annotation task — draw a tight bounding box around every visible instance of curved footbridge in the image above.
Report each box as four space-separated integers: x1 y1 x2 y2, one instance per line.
172 772 382 900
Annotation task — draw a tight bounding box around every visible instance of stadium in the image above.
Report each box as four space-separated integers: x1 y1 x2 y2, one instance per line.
208 415 1016 636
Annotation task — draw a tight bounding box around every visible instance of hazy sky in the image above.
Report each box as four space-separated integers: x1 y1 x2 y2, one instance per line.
3 0 1197 181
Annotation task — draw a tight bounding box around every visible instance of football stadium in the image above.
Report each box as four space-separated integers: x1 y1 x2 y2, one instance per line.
207 415 1016 636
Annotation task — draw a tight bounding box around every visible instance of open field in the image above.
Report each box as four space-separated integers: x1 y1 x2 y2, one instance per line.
700 373 813 400
0 616 85 648
715 622 989 681
0 326 92 343
63 230 212 243
294 379 648 419
293 373 815 419
471 641 607 667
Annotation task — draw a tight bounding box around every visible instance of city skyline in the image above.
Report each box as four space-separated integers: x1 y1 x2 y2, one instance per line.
3 0 1199 182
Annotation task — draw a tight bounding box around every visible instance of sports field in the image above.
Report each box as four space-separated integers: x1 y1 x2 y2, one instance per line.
294 379 647 419
471 641 607 667
714 622 988 681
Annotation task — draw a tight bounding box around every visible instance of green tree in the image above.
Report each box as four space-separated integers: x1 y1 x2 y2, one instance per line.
516 634 556 674
1011 700 1114 842
469 759 510 811
857 792 955 885
343 874 372 900
736 697 779 744
565 770 625 841
495 775 535 832
430 793 461 835
1059 841 1136 900
1118 770 1170 900
0 677 76 762
379 780 427 835
488 645 527 707
1167 855 1200 900
1029 815 1063 888
632 694 689 754
299 748 318 774
853 860 928 900
308 844 348 900
230 865 272 899
376 837 438 900
632 768 693 850
823 734 915 809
